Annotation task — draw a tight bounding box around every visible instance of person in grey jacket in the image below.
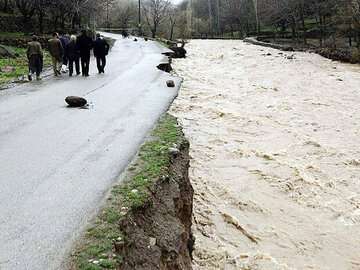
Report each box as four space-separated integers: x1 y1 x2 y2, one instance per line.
26 35 43 81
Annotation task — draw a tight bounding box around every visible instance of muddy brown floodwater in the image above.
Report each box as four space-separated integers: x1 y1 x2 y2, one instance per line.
169 40 360 270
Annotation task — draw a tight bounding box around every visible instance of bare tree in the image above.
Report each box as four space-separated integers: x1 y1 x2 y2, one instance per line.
143 0 171 38
15 0 36 32
168 6 177 40
0 0 14 13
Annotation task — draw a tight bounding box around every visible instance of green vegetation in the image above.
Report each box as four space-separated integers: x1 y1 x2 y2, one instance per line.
0 46 51 86
71 114 182 270
0 31 26 38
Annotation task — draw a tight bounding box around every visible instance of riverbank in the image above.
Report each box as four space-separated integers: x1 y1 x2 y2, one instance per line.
69 114 194 270
245 36 360 64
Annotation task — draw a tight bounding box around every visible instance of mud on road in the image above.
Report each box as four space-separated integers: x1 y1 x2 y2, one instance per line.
170 40 360 270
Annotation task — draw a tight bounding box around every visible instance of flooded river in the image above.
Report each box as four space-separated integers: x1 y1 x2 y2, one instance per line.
170 40 360 270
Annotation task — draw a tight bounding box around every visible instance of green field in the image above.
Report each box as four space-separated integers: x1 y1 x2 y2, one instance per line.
0 46 51 86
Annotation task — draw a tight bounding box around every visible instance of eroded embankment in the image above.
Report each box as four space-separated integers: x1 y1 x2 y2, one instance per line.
69 114 194 270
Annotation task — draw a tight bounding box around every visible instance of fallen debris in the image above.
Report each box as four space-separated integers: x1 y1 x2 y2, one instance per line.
287 54 296 60
166 80 175 87
162 40 187 59
65 96 87 107
157 63 172 73
222 212 260 244
169 46 187 58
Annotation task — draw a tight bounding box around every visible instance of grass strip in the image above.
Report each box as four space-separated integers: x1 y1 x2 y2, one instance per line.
71 114 182 270
0 46 52 86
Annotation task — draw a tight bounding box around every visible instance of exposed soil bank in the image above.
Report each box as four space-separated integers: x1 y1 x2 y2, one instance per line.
69 114 194 270
315 47 360 64
119 135 194 270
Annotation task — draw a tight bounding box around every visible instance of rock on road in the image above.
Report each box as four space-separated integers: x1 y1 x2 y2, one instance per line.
0 33 180 270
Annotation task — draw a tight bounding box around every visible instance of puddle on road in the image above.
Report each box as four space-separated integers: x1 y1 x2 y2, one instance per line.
170 40 360 270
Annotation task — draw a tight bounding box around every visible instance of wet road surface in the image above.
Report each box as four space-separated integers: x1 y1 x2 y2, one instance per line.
0 33 180 270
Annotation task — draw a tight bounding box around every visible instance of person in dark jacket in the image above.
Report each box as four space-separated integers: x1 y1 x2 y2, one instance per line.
76 30 93 77
93 33 110 74
65 35 80 77
59 32 70 67
26 35 43 81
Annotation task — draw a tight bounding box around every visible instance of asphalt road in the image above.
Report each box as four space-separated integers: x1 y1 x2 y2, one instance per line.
0 33 180 270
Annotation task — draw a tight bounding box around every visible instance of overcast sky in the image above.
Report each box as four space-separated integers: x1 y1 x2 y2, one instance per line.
171 0 183 4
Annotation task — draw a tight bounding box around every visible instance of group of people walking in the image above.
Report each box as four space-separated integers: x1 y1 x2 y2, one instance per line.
26 30 110 81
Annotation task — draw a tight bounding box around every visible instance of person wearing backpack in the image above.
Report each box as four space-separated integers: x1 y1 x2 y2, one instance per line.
93 33 110 74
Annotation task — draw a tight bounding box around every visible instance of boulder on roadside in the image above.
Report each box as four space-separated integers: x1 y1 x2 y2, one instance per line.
168 46 187 58
157 63 172 73
162 40 187 59
65 96 87 107
166 80 175 88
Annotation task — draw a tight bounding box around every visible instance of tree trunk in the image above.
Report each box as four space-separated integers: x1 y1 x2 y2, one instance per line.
38 11 44 33
319 15 323 47
53 16 59 30
71 14 76 30
23 16 32 33
3 0 9 12
77 14 82 29
169 22 175 40
290 17 296 41
61 15 65 30
300 5 307 45
216 0 220 35
207 0 212 37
